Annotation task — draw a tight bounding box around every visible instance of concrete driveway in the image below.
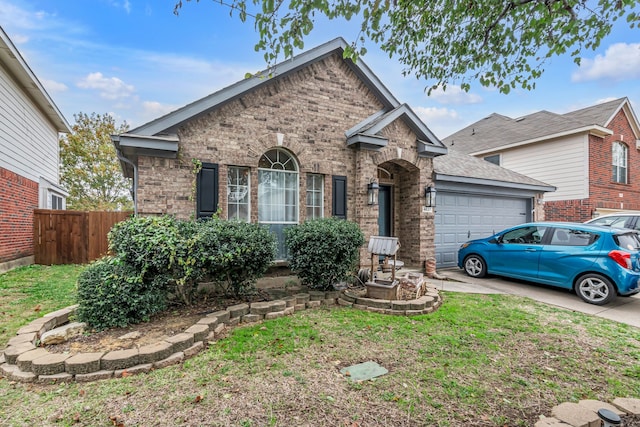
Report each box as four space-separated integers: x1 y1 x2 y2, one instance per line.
433 268 640 328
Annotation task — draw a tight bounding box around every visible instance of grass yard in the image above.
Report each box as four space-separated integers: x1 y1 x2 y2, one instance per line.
0 264 639 426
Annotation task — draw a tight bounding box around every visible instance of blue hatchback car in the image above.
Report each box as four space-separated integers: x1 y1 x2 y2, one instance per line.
457 222 640 305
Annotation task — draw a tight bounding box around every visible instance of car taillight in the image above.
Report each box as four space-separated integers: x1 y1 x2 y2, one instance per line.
609 250 632 269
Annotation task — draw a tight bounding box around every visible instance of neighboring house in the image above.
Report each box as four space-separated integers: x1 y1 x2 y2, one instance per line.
433 150 555 268
0 26 70 271
443 98 640 222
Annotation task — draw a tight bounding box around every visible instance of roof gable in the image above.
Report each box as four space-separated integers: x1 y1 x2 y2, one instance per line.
130 37 401 137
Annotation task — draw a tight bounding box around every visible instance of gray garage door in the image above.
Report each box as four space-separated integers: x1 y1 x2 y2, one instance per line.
435 192 531 268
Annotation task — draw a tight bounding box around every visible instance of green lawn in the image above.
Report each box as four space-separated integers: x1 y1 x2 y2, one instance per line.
1 265 639 426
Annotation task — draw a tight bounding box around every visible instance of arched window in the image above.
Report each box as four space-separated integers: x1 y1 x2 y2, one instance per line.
258 148 299 259
612 142 628 184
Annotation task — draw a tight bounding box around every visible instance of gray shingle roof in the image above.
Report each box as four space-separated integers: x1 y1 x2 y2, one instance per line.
434 149 554 191
443 98 629 154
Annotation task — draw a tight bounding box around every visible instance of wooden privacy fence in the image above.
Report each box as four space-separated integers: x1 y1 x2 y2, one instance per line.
33 210 133 265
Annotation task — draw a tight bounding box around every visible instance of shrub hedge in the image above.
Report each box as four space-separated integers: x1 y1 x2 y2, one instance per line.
285 217 365 291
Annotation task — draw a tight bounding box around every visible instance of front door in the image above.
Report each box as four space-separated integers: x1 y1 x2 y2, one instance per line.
378 185 392 237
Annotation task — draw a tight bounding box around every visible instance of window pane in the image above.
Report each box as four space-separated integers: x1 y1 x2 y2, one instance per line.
228 166 250 222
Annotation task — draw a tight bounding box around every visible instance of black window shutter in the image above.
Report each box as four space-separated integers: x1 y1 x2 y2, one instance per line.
197 162 219 218
332 175 347 219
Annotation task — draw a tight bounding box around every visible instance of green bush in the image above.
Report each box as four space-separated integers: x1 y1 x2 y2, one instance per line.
75 257 167 331
108 215 184 276
285 218 365 291
189 218 277 297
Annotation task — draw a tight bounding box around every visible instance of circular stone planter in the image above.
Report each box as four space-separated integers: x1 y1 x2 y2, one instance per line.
0 286 442 384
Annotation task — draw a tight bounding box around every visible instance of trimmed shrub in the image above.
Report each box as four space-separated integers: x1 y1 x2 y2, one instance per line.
189 218 277 297
76 257 167 331
285 218 365 290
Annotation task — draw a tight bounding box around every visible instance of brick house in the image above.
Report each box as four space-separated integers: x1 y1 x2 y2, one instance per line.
443 98 640 222
0 26 70 272
113 38 449 267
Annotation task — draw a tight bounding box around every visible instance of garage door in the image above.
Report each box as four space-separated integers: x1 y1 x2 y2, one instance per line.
435 192 531 268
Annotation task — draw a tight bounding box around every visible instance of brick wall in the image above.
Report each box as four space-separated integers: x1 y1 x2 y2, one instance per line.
0 167 38 263
136 53 436 268
545 107 640 222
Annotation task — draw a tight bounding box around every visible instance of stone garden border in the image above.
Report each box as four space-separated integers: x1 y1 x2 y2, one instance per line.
0 286 442 384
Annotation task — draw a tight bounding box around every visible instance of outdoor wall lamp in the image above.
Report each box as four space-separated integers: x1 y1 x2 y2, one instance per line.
425 186 436 208
367 178 380 205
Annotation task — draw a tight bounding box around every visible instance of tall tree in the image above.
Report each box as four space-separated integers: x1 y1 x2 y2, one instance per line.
174 0 639 94
60 112 132 211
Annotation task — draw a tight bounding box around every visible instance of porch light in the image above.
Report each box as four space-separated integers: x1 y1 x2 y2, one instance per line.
367 179 380 205
425 186 436 208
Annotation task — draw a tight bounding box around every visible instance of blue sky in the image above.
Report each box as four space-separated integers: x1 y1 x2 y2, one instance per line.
1 0 639 139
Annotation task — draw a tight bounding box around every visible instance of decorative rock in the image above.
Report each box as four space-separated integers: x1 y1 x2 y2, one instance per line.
196 316 218 330
251 301 286 315
284 306 295 315
165 333 194 353
185 324 209 342
325 291 340 300
138 341 173 364
9 368 37 383
4 342 37 364
282 297 296 308
340 292 357 303
16 317 56 336
40 322 86 345
31 353 70 375
391 300 413 310
153 351 184 369
115 363 152 378
226 317 240 327
213 323 226 337
38 372 72 384
294 303 306 311
75 370 114 382
551 402 600 427
65 352 104 375
1 363 19 377
355 297 391 309
265 311 285 320
184 341 204 358
534 416 571 426
308 291 325 301
16 348 50 371
101 349 139 371
7 332 37 347
227 303 250 318
306 300 321 308
294 294 310 304
578 399 625 416
118 331 142 340
43 306 77 327
613 397 640 414
241 314 263 323
337 299 353 307
207 310 230 323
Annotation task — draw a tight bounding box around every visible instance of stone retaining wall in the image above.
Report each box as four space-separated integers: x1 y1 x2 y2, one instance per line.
0 286 442 384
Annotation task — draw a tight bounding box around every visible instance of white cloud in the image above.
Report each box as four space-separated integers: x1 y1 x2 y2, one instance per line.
427 85 483 105
572 43 640 82
41 78 68 93
413 106 463 139
142 101 178 118
77 72 135 100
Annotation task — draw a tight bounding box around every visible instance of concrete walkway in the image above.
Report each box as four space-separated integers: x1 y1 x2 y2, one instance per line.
432 268 640 329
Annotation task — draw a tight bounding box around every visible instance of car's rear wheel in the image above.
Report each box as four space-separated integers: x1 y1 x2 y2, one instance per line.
463 255 487 278
575 274 616 305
